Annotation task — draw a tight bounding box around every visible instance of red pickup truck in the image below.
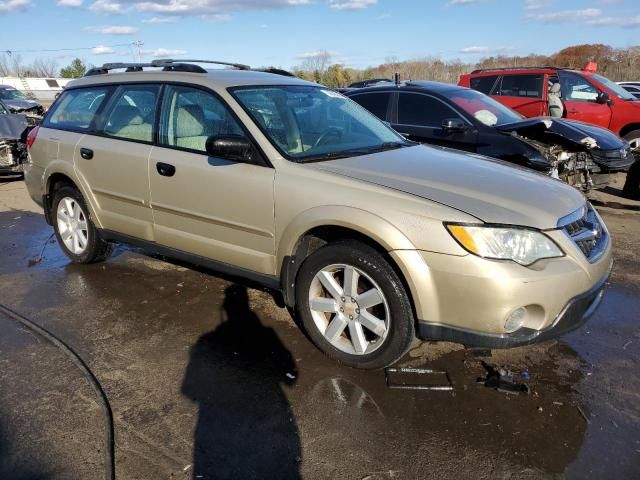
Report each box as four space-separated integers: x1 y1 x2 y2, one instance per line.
459 66 640 149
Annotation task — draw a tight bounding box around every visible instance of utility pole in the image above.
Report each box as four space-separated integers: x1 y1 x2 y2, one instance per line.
132 40 144 62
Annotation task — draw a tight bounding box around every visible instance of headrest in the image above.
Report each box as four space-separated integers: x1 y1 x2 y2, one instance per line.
176 104 205 137
108 105 143 130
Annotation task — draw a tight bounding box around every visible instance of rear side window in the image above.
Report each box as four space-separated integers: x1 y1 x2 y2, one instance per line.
44 87 112 131
349 92 392 120
159 85 243 153
397 93 460 127
470 75 498 95
99 85 160 143
496 74 543 98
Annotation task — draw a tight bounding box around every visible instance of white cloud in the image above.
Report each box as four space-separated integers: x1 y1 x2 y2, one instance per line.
141 47 188 57
524 0 552 10
460 46 490 53
90 0 123 13
86 25 139 34
132 0 309 16
297 49 339 59
448 0 480 5
377 13 391 19
329 0 376 9
92 45 116 55
57 0 83 6
0 0 30 13
527 8 601 23
141 15 177 22
587 15 640 27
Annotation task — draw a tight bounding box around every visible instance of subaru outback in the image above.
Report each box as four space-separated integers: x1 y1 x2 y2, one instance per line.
24 59 612 369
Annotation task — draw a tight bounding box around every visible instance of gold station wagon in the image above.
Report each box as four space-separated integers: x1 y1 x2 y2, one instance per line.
24 59 612 369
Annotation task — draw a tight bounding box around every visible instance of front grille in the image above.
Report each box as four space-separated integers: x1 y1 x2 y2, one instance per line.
559 204 608 262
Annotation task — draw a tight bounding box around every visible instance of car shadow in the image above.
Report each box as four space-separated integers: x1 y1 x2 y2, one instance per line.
181 285 301 480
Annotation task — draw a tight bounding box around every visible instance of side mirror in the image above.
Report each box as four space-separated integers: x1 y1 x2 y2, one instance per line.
596 91 611 105
205 135 254 163
441 118 467 132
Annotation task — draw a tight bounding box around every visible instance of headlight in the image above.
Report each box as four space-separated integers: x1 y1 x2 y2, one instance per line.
446 224 563 266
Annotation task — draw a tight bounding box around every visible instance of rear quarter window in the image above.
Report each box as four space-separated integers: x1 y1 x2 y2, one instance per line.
470 75 498 95
44 87 112 131
495 74 543 98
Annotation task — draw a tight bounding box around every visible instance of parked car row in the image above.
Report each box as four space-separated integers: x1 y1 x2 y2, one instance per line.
343 79 633 191
24 59 612 369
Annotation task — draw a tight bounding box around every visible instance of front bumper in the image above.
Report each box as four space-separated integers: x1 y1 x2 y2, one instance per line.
416 267 609 348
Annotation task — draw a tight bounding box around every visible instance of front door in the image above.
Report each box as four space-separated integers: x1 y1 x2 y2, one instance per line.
559 71 612 128
393 92 477 152
148 85 276 275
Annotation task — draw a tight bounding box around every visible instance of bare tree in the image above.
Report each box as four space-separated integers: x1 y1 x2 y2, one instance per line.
31 57 59 77
0 54 10 76
299 50 333 75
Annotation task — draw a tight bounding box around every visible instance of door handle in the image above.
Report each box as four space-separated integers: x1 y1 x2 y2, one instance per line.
80 148 93 160
156 162 176 177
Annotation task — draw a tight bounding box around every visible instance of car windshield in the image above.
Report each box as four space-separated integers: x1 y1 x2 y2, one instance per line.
449 89 523 126
231 85 409 161
0 88 28 101
592 73 637 101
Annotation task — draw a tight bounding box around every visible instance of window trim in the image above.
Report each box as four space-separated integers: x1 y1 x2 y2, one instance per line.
394 91 472 129
41 81 272 168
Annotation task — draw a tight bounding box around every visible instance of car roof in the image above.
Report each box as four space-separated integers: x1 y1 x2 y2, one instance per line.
67 68 315 90
467 67 586 76
345 79 469 95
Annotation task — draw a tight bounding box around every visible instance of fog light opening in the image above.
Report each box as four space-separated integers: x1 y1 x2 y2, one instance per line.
505 307 528 333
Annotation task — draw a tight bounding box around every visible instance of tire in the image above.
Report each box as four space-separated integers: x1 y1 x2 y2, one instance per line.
51 185 112 264
295 241 415 369
623 129 640 152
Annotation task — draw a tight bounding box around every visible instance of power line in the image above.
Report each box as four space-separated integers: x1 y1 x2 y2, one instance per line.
3 41 142 55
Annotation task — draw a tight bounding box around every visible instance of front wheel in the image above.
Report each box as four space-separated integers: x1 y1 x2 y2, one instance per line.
295 241 415 369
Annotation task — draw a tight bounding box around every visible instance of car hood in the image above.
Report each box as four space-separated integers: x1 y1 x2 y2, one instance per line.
496 117 625 151
306 145 585 230
2 99 40 112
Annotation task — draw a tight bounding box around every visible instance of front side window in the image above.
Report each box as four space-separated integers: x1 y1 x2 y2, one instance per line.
496 74 543 98
349 92 392 119
592 73 636 101
559 72 599 101
231 85 407 162
159 85 243 153
470 75 498 95
100 85 160 142
44 87 112 131
397 93 461 127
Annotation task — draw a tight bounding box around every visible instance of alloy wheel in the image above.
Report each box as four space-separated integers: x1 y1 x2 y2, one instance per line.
56 197 89 255
308 263 390 355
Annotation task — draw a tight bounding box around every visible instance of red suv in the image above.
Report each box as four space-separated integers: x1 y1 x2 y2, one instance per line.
459 67 640 149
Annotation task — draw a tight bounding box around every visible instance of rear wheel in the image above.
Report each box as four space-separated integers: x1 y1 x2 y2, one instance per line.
624 129 640 152
52 186 112 263
295 241 414 369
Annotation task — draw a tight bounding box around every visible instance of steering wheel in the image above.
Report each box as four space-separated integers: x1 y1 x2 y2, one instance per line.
313 127 343 149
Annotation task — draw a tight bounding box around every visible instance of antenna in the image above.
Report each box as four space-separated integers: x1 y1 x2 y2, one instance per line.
394 72 400 86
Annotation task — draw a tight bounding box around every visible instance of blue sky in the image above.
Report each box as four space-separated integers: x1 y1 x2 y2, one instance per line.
1 0 640 71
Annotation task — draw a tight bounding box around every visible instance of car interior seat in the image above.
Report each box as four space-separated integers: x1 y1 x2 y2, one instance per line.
548 83 564 118
105 104 152 142
174 104 208 151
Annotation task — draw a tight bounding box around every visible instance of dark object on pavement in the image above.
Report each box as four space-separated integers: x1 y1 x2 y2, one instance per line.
0 111 31 174
622 159 640 200
478 361 529 395
385 367 454 391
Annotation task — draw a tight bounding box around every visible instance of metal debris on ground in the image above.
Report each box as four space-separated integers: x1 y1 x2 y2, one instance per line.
384 367 453 391
27 232 55 267
477 361 529 395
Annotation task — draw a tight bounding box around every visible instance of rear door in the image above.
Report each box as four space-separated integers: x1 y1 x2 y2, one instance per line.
392 92 477 152
493 74 546 117
74 84 160 240
558 71 612 128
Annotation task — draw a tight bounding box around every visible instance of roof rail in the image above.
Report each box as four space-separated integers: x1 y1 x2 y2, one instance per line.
469 66 565 74
84 58 251 77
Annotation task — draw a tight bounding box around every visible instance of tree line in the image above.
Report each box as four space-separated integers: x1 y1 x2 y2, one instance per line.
0 55 91 78
292 44 640 88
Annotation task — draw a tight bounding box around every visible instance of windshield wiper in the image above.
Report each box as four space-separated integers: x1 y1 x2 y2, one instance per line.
299 142 412 163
